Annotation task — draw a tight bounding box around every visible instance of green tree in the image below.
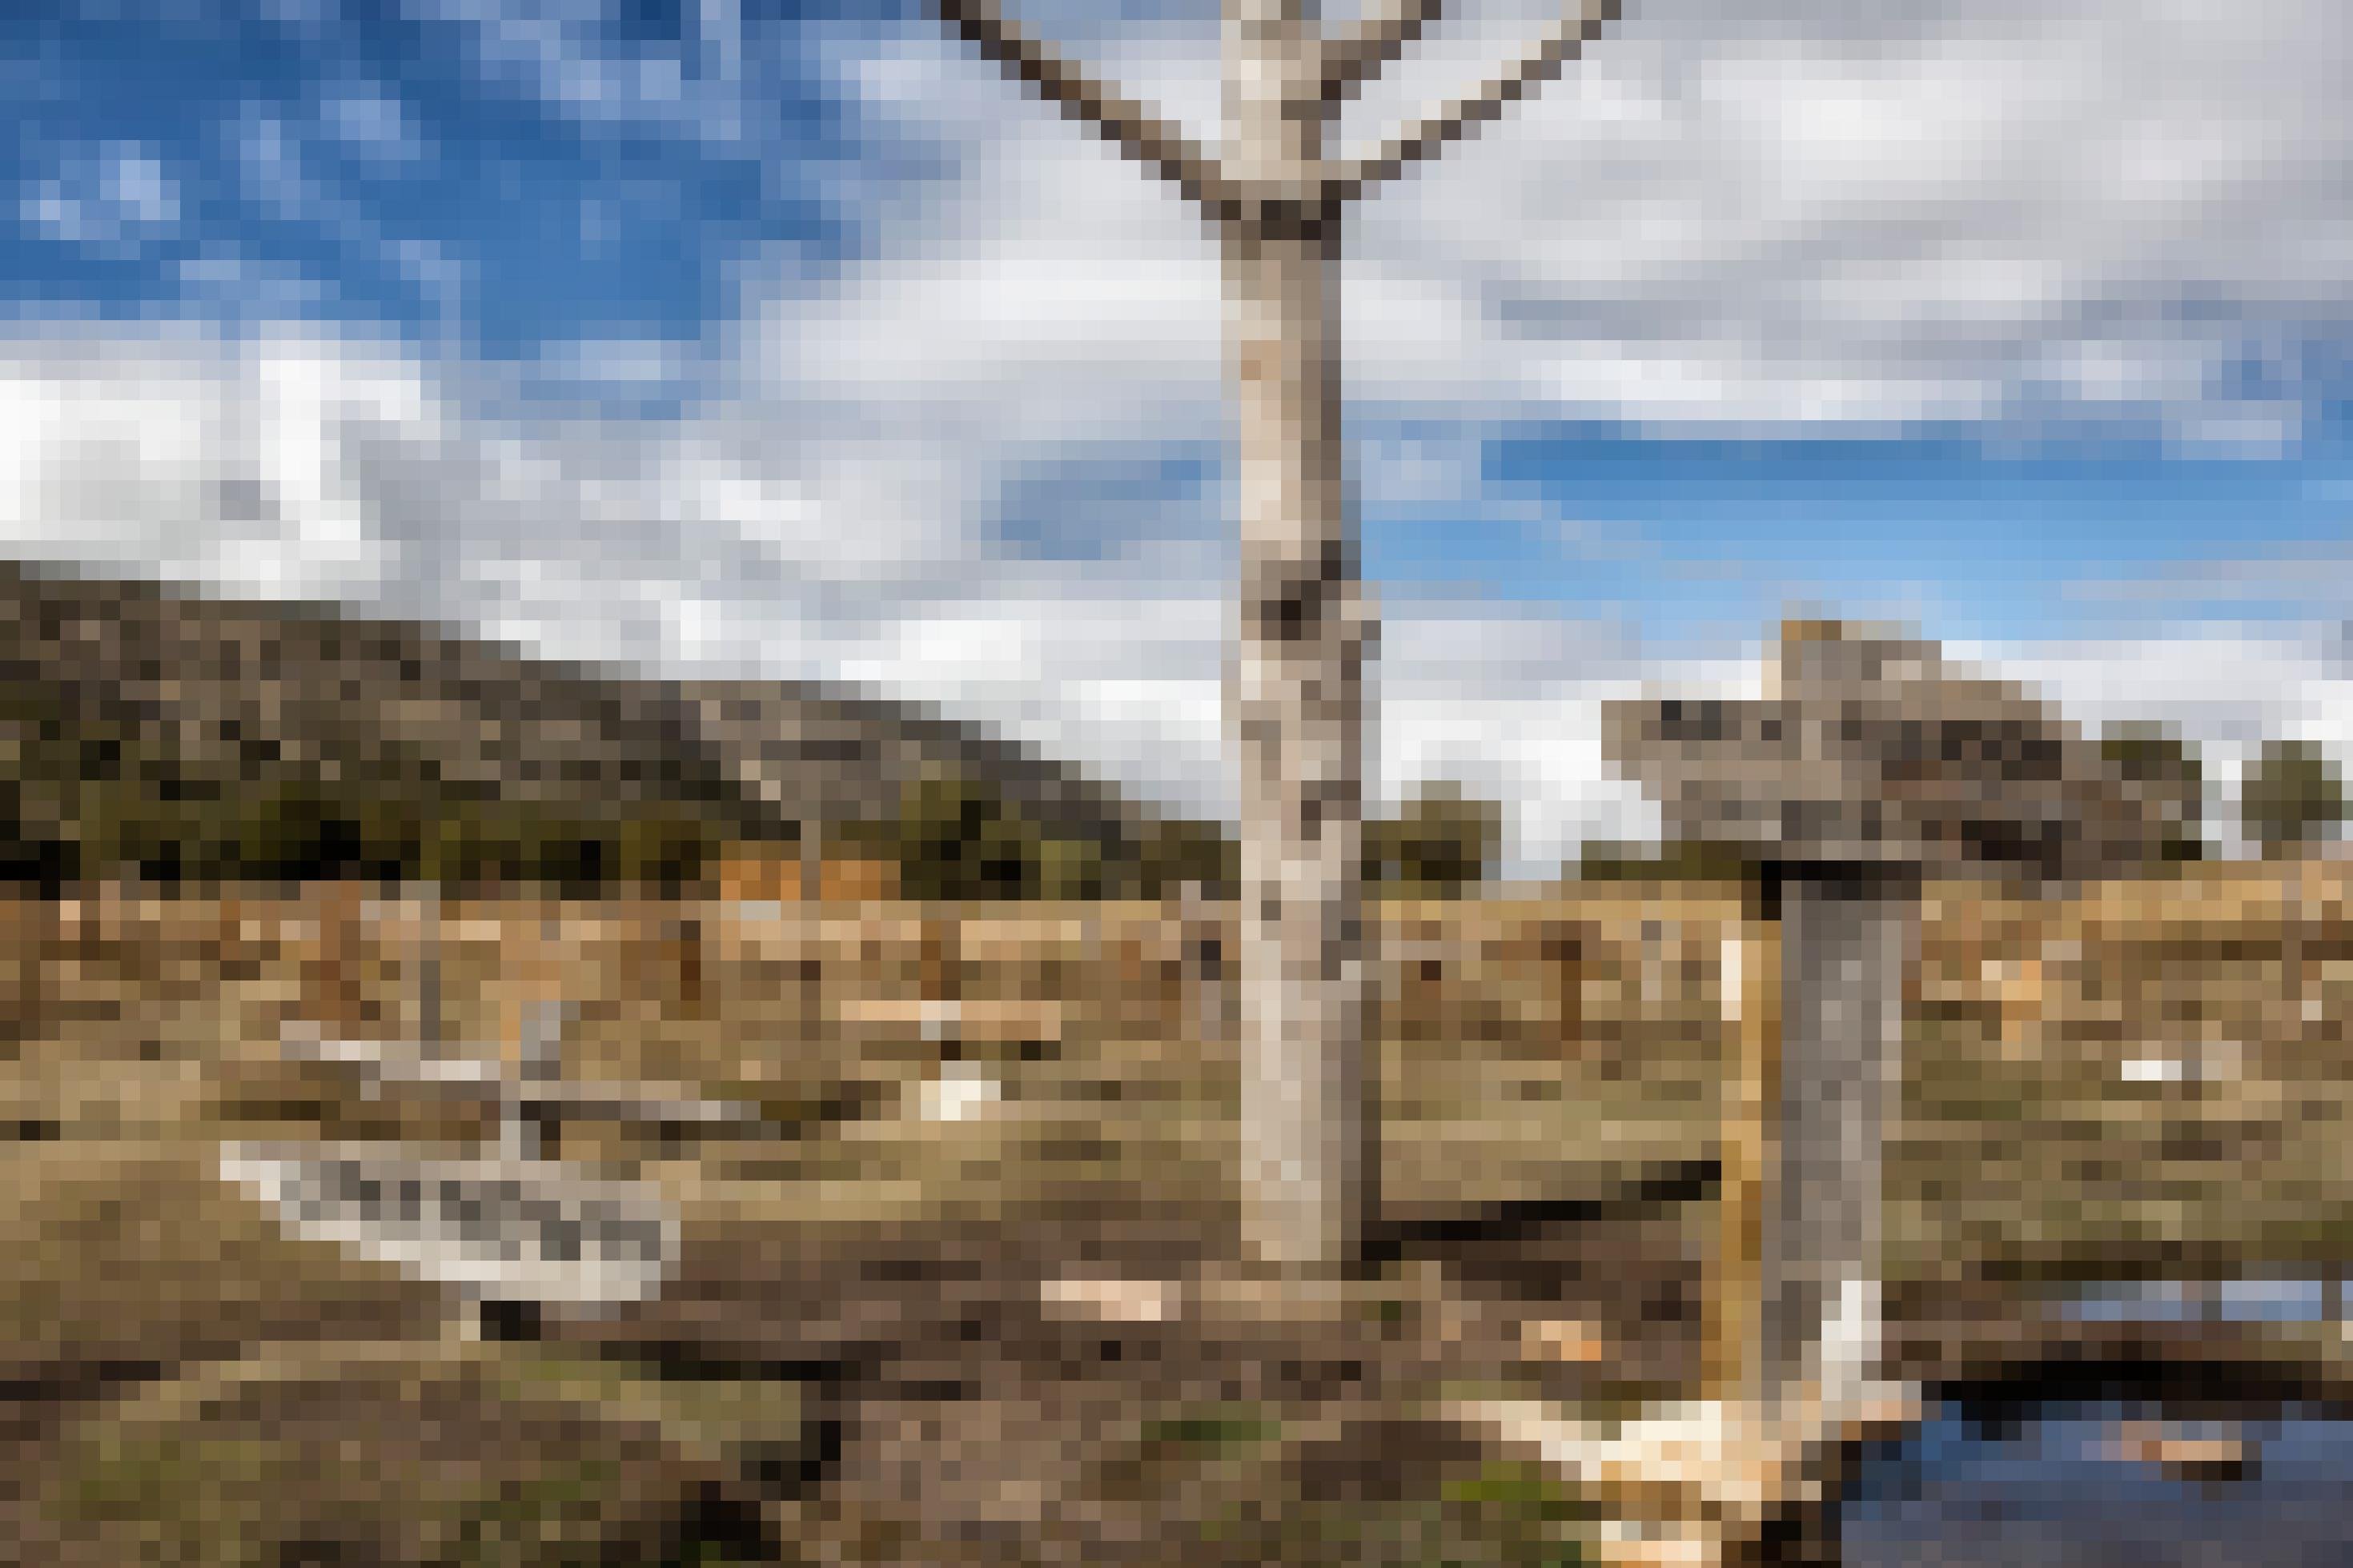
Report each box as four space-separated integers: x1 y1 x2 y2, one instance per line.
517 807 620 898
1569 838 1753 885
619 808 721 897
422 795 524 895
0 778 76 892
350 790 430 887
2101 720 2205 866
1036 831 1106 902
1367 783 1504 899
228 776 364 887
2241 740 2347 856
1127 814 1239 901
842 765 1080 902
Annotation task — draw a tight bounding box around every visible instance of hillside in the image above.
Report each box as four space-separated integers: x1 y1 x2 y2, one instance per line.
0 558 1187 894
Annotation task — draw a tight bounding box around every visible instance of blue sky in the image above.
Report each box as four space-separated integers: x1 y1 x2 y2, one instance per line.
4 2 870 357
1411 431 2353 646
2 0 2349 868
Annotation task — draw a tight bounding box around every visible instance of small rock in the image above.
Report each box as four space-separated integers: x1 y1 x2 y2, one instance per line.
1040 1275 1176 1325
1520 1317 1607 1363
919 1063 1002 1122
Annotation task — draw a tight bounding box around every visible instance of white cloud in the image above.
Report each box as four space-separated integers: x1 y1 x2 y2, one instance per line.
4 320 2342 878
2063 543 2353 624
713 0 2353 700
1328 0 2352 447
223 105 470 344
0 323 420 603
0 315 1657 874
319 82 429 166
7 2 2347 882
22 142 182 258
683 2 2353 868
1957 629 2353 856
411 0 751 150
173 248 333 320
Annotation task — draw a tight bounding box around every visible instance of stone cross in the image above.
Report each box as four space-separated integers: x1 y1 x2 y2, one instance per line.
934 0 1622 1273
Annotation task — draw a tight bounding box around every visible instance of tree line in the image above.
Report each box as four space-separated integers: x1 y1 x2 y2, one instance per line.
822 769 1509 901
3 708 2339 898
2079 724 2347 861
0 725 1514 901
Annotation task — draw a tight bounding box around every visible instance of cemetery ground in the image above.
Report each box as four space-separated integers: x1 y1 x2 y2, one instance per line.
2 865 2351 1566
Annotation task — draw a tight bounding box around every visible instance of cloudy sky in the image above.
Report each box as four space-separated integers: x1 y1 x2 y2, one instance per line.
5 0 2350 872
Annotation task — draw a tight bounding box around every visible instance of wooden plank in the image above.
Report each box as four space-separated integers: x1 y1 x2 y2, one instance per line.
837 996 1066 1043
279 1029 765 1127
217 1140 676 1308
1706 920 1778 1402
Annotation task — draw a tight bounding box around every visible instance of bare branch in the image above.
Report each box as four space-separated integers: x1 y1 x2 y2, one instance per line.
1327 0 1620 206
1317 0 1448 106
933 0 1231 212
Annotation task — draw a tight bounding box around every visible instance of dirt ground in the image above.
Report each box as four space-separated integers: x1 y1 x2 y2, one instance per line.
14 875 2351 1563
562 1194 1709 1567
0 1175 1706 1567
0 889 1722 1566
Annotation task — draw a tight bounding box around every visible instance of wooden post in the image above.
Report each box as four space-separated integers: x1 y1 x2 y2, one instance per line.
919 911 961 1057
1223 2 1372 1270
417 879 442 1051
499 904 558 1065
1180 880 1228 1048
501 996 567 1161
677 914 703 1018
1709 913 1780 1404
1763 869 1914 1411
0 897 46 1049
933 0 1620 1273
313 876 369 1040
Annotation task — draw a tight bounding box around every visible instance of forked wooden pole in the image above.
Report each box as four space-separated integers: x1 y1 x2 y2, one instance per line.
1223 0 1375 1273
935 0 1620 1273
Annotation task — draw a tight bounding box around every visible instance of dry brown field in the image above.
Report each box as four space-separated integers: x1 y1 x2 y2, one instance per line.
2 862 2348 1563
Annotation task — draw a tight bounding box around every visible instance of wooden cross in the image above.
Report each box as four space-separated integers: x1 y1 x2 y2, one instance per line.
934 0 1622 1273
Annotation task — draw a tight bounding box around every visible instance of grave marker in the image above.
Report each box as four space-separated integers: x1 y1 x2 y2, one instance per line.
1607 620 2177 1410
231 931 769 1335
934 0 1625 1273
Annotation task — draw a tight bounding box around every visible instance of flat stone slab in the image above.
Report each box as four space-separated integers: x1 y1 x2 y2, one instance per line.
218 1140 677 1308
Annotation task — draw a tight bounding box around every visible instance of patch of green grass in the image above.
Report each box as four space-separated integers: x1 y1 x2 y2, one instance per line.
1139 1406 1283 1452
1100 1395 1604 1568
54 1423 627 1568
34 1348 752 1568
1186 1458 1596 1568
1441 1458 1597 1526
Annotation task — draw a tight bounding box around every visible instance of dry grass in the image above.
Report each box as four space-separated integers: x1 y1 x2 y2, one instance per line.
16 1340 781 1568
3 864 2351 1562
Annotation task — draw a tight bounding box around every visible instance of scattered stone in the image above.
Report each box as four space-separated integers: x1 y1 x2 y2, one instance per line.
2104 1420 2255 1482
1520 1317 1608 1364
1039 1274 1177 1325
920 1063 1005 1123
